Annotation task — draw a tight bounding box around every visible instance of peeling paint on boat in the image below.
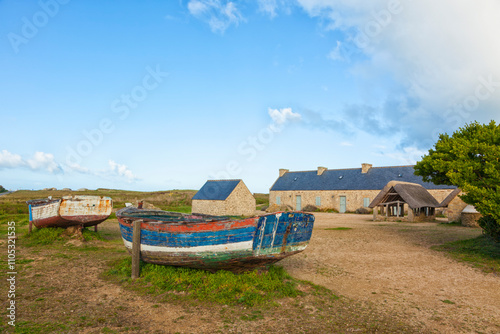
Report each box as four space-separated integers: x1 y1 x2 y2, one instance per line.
27 195 113 228
117 207 314 272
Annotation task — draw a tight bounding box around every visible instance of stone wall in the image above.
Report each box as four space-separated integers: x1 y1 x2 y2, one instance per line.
270 190 381 212
270 188 456 213
461 212 482 227
444 192 468 222
192 181 256 216
428 189 456 204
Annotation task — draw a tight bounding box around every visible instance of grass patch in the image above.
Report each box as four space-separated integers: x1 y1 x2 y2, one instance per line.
162 205 191 213
22 226 105 247
14 321 68 334
23 227 66 246
82 228 105 242
432 235 500 274
325 227 352 231
105 258 302 307
439 221 462 227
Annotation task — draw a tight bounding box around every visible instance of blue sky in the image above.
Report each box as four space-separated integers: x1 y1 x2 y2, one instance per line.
1 0 499 193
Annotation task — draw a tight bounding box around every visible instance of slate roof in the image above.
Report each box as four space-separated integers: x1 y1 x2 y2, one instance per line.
270 166 455 191
192 180 241 201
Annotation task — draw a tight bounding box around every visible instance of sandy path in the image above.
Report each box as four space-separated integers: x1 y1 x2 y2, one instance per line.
281 213 500 333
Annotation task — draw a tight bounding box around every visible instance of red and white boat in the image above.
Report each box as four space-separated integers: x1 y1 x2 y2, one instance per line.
27 195 113 229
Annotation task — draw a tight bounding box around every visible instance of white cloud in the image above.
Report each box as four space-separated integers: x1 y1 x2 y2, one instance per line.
0 150 62 174
340 141 353 147
328 40 345 61
257 0 292 18
64 159 139 183
257 0 278 18
268 107 302 125
27 152 63 174
373 146 427 165
0 150 24 169
108 160 138 182
65 162 90 174
187 0 245 33
294 0 500 148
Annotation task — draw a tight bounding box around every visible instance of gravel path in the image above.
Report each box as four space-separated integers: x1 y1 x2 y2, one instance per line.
281 213 500 333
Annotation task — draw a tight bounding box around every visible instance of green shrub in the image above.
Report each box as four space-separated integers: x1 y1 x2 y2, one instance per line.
478 215 500 242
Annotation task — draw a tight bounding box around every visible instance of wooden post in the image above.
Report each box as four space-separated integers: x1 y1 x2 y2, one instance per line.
94 225 98 232
396 203 400 218
373 207 378 221
131 220 142 279
28 204 33 234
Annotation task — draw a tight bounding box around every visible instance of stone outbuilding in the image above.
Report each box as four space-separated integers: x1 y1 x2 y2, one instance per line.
461 205 482 227
369 181 440 221
191 179 256 216
439 188 468 222
269 164 456 213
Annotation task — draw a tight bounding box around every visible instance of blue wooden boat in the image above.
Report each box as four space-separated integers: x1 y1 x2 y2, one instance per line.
116 206 315 272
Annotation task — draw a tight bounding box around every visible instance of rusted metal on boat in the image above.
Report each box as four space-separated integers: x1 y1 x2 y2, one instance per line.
116 206 315 272
27 195 113 229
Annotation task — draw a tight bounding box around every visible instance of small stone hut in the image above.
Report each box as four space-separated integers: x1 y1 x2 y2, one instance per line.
369 181 440 221
439 188 468 222
191 179 256 216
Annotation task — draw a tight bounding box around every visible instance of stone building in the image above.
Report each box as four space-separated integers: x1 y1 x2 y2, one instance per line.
369 181 440 222
192 179 256 216
439 188 468 222
269 164 456 213
461 205 482 227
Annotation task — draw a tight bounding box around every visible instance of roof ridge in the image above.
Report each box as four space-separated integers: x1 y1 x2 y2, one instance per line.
206 179 242 182
283 165 415 174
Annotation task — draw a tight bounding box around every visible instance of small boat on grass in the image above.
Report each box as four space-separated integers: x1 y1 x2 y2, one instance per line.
27 195 113 229
116 206 315 272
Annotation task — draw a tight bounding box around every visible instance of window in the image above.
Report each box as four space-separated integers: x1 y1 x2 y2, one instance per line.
315 196 321 206
363 198 370 208
276 196 281 205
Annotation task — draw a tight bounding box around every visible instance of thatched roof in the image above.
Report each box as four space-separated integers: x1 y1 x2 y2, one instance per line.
439 188 461 207
369 181 440 209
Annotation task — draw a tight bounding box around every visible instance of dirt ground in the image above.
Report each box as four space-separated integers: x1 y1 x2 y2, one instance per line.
4 212 500 333
283 213 500 333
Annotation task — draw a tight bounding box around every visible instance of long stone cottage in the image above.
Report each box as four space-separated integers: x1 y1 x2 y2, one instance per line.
269 164 456 213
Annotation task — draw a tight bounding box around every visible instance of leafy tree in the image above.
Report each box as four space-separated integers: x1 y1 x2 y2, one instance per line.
414 121 500 241
0 185 6 193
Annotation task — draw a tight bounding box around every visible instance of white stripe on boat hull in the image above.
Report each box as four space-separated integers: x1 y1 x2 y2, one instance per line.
122 238 253 254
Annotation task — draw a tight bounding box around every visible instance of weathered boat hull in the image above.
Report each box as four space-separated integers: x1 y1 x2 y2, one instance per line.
117 208 314 272
27 195 113 228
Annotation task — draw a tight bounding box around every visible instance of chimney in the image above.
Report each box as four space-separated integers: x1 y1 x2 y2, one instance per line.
361 163 372 174
317 166 327 175
279 169 289 177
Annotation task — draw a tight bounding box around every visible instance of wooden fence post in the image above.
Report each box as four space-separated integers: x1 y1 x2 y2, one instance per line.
28 204 33 234
131 220 142 279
